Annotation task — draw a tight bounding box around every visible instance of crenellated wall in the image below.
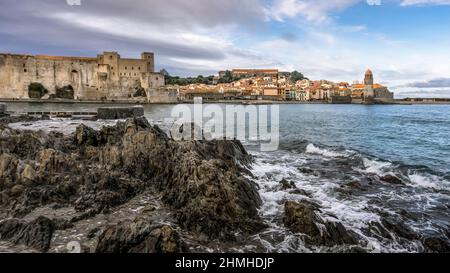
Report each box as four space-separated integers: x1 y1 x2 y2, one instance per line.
0 52 164 100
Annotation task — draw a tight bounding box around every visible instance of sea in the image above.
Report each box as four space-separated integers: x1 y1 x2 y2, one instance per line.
5 102 450 252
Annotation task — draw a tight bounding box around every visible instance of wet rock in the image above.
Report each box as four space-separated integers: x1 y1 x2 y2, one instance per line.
279 179 297 190
0 116 264 243
0 153 18 181
10 184 25 196
0 114 49 125
380 217 418 240
289 189 311 196
422 236 450 253
380 174 404 185
346 181 364 190
94 220 186 253
0 103 6 115
21 164 36 182
298 167 314 175
0 216 55 252
284 200 358 246
97 106 144 120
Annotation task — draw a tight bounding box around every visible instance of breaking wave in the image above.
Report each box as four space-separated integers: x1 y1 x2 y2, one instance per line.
247 141 450 253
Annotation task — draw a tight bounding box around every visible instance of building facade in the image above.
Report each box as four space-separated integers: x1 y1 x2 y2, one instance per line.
351 69 394 102
0 51 164 100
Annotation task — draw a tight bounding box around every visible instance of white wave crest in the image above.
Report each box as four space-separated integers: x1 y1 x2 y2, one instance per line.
305 143 345 158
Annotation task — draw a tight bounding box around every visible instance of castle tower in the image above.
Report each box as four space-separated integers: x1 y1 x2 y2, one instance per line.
141 52 155 73
364 69 374 100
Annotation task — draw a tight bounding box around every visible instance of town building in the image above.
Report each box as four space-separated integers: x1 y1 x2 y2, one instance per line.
0 51 165 100
351 69 394 103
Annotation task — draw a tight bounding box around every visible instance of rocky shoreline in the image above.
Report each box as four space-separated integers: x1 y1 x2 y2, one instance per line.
0 115 449 253
0 114 266 252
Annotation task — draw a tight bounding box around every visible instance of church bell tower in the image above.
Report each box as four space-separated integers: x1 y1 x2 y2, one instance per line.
364 69 375 100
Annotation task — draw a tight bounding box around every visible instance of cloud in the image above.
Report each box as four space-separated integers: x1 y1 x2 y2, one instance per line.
268 0 361 23
406 78 450 88
400 0 450 6
1 0 450 92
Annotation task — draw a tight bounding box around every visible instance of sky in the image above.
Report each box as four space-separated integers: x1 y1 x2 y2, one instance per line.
1 0 450 97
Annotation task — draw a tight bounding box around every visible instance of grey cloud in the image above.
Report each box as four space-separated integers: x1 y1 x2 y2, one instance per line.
0 0 271 76
396 89 450 98
407 78 450 88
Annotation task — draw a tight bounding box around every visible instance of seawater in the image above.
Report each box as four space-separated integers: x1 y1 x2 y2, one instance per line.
6 102 450 252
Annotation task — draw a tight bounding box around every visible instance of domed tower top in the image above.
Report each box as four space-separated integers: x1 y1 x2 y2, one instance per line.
364 69 374 86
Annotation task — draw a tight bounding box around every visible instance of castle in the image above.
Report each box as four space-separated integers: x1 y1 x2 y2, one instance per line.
351 69 394 103
0 51 165 100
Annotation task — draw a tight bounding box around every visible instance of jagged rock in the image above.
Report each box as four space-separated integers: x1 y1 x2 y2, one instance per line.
97 106 144 120
289 189 311 196
10 184 25 196
94 220 186 253
380 174 404 185
0 114 49 125
0 153 18 179
284 200 358 246
422 236 450 253
279 178 297 190
21 164 36 182
0 103 6 116
0 216 55 252
0 116 263 243
380 217 418 240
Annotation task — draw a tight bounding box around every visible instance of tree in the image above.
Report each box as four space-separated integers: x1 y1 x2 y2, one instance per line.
290 70 307 83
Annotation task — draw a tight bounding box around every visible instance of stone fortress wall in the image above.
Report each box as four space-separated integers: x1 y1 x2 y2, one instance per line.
0 51 165 100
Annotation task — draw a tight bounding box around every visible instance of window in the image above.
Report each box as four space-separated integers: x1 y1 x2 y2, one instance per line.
24 69 27 73
125 67 127 70
110 56 113 60
23 64 26 67
134 73 137 76
113 72 115 76
132 67 134 70
111 67 114 70
138 67 141 70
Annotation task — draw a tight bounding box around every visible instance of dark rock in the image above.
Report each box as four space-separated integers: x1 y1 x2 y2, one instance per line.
0 216 55 252
380 175 404 185
279 178 297 190
284 200 358 246
0 116 264 242
0 103 6 114
422 236 450 253
97 106 144 120
289 189 311 196
94 220 186 253
380 217 418 240
346 181 364 189
10 184 25 196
